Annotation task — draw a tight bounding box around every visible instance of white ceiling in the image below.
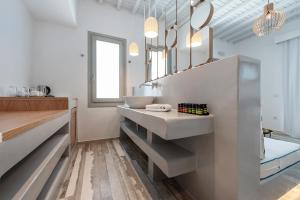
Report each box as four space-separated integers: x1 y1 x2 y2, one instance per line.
23 0 300 42
23 0 77 26
96 0 300 43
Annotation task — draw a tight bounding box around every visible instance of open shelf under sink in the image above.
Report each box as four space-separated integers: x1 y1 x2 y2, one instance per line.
121 121 197 178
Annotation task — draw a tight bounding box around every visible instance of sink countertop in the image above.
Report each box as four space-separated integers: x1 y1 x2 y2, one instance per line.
118 106 214 140
0 110 68 143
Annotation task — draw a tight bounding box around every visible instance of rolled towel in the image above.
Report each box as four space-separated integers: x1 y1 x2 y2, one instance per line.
146 104 172 112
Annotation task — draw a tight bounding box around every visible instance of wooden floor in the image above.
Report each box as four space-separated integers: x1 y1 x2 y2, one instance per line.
56 139 192 200
57 136 300 200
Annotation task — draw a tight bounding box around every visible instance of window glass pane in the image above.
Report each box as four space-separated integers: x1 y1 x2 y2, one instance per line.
158 51 166 78
151 50 166 79
96 40 120 99
151 51 158 80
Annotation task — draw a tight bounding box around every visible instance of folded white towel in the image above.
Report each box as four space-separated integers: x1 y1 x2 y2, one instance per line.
145 104 172 112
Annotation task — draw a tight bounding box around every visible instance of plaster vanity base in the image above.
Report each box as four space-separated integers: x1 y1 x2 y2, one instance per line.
118 106 214 182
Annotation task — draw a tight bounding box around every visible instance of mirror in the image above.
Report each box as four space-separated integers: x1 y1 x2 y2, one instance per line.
143 0 214 82
165 2 177 75
166 29 177 48
177 0 191 71
191 26 213 67
145 14 167 81
191 1 214 30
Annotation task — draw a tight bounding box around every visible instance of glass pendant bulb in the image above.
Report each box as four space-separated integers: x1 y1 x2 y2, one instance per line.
186 31 203 48
144 16 158 38
129 42 139 56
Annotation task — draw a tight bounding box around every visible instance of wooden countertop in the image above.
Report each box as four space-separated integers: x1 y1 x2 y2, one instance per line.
0 110 68 142
0 97 68 111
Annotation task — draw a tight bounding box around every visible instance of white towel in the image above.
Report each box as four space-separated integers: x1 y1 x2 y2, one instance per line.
145 104 172 112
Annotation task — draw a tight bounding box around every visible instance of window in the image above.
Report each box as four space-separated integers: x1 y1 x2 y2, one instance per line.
88 32 126 107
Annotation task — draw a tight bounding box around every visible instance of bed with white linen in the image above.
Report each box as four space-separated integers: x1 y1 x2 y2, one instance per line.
260 137 300 182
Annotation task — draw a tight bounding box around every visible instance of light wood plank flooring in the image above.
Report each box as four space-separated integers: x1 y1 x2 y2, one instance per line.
57 136 300 200
57 139 192 200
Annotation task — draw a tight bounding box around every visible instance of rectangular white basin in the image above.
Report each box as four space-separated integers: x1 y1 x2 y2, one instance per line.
118 106 214 140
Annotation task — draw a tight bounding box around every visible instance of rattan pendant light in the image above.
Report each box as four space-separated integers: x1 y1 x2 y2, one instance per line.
144 0 158 39
253 0 286 37
129 42 139 56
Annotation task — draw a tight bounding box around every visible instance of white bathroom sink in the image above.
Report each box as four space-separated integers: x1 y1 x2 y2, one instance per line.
123 96 154 108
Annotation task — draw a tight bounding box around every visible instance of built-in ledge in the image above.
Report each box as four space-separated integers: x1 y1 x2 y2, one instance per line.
37 156 69 200
121 121 197 177
118 106 214 140
0 132 69 200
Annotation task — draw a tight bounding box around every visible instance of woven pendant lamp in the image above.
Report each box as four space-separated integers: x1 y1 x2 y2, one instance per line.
144 0 158 39
253 1 286 37
129 42 139 56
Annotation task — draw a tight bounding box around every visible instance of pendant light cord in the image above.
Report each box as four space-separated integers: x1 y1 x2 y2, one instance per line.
149 0 151 17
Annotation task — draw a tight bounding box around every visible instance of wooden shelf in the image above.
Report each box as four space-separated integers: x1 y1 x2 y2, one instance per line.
0 133 69 200
121 122 197 178
0 112 69 177
0 110 68 142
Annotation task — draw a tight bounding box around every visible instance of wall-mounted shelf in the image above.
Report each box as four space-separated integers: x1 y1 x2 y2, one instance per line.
121 121 197 177
118 106 214 140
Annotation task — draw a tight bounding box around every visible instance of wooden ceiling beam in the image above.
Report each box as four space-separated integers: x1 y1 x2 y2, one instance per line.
132 0 142 14
215 0 297 38
225 3 300 43
211 0 264 27
117 0 122 10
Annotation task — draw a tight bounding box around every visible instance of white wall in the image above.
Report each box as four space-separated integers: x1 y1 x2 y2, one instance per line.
0 0 33 96
134 56 261 200
234 36 284 131
23 0 78 27
232 18 300 131
31 0 145 142
213 38 235 59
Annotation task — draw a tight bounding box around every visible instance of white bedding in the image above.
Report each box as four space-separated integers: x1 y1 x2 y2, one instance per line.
260 138 300 180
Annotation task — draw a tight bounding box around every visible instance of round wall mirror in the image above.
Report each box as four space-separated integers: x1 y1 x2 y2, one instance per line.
191 1 214 30
166 28 177 49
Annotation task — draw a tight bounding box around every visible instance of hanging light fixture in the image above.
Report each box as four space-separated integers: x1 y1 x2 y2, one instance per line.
144 0 158 39
186 31 203 48
162 49 166 59
253 1 286 37
129 42 139 56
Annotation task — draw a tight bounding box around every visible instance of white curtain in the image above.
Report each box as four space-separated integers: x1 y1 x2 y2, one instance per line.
282 37 300 138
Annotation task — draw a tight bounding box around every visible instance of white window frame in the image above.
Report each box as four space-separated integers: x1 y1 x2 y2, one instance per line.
88 31 126 107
